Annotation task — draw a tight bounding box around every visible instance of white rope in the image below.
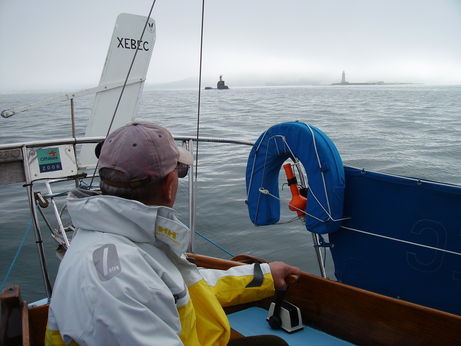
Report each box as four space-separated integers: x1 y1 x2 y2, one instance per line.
293 160 308 189
246 128 270 201
273 135 282 155
258 187 349 223
340 225 461 257
276 215 305 225
249 134 290 221
253 137 276 221
284 143 338 221
248 129 341 223
303 180 332 217
305 124 332 215
261 187 461 256
276 131 337 221
277 135 296 159
247 126 341 226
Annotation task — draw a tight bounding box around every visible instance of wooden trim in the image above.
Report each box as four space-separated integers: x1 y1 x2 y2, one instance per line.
28 304 49 346
188 253 461 345
188 253 246 270
229 328 244 340
287 272 461 345
1 286 23 345
7 254 461 345
21 302 30 346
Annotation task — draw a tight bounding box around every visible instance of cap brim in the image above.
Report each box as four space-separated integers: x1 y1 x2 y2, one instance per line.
177 147 193 165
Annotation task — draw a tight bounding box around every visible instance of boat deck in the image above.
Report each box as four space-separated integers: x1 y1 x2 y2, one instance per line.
229 307 352 345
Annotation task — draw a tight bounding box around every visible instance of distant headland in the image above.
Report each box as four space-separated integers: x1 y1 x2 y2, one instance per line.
331 71 414 86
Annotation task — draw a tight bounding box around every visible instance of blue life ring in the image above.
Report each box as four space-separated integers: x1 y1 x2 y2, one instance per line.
245 122 345 234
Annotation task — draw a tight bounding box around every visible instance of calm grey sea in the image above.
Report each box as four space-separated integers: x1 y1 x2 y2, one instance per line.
1 85 460 301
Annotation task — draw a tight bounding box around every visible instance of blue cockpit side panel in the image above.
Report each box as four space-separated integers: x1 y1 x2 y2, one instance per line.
330 166 461 315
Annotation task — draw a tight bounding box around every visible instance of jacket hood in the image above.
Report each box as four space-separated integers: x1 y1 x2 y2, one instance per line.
67 190 191 256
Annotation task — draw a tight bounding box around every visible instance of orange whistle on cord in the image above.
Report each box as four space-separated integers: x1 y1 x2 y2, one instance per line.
283 163 307 217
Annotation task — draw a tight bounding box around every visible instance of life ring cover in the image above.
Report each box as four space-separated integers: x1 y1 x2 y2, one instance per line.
245 121 345 234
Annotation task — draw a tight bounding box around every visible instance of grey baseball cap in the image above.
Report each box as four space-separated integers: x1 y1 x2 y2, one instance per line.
98 121 192 183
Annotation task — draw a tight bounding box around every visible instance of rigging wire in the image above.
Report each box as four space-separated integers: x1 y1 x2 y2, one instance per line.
190 1 237 258
195 0 206 180
259 187 349 223
0 220 33 291
89 0 158 188
341 225 461 257
249 133 347 223
195 231 235 258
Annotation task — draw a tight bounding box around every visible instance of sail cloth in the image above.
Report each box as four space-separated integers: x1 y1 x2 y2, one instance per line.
79 14 156 168
246 122 345 234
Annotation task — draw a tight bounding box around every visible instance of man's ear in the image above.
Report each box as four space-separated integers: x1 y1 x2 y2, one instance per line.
162 171 177 206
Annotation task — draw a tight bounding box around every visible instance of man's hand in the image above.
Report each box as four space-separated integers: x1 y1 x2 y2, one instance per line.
269 262 301 290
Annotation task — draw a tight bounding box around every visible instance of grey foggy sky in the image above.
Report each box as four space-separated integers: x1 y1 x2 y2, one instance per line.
1 0 460 92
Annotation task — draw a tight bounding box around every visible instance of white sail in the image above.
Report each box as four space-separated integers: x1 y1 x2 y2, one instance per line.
79 13 156 168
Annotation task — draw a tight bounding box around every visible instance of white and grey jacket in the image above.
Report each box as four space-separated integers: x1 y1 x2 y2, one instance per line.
45 192 275 346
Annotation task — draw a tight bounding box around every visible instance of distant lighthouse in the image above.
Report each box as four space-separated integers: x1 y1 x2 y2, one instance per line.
332 70 388 85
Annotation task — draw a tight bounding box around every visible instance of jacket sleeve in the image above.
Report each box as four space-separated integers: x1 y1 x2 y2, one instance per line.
198 263 275 307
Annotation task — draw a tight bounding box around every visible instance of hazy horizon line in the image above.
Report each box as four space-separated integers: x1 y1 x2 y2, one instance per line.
1 77 460 95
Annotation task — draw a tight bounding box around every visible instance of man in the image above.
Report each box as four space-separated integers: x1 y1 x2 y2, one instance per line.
45 121 300 345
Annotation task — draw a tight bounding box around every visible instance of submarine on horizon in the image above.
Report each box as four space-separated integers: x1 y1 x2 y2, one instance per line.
205 75 229 90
